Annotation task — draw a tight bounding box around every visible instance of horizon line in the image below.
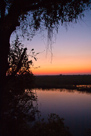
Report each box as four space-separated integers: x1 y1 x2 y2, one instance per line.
34 74 91 76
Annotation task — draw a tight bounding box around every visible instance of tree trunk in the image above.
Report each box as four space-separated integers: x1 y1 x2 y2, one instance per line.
0 11 21 136
0 28 11 135
12 48 27 76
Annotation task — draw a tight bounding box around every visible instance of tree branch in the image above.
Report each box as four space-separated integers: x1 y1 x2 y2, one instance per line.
12 48 27 76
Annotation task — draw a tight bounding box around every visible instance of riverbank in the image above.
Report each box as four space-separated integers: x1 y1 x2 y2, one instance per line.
34 75 91 91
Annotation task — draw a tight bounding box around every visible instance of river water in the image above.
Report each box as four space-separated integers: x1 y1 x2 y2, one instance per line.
32 88 91 136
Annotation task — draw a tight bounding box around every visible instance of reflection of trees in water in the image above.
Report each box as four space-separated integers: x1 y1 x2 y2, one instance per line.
59 87 91 94
30 113 73 136
2 87 74 136
9 89 39 122
2 74 91 136
2 86 91 136
35 86 91 94
1 85 39 136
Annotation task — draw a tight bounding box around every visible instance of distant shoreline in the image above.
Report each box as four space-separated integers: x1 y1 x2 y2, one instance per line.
34 75 91 92
35 74 91 76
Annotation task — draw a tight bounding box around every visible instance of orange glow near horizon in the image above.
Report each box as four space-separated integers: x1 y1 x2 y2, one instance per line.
32 65 91 75
12 9 91 76
31 52 91 75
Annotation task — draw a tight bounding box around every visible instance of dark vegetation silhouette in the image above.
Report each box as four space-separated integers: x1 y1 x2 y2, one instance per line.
30 113 73 136
7 35 35 89
0 0 91 88
0 0 91 135
1 31 73 136
7 35 37 76
0 35 39 136
35 75 91 93
1 89 40 136
5 34 40 98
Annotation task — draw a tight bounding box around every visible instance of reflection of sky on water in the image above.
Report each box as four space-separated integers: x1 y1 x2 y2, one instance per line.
76 85 91 88
33 89 91 136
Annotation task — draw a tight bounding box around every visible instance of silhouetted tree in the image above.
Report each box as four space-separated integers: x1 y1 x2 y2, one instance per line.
7 35 39 92
0 0 91 134
7 35 33 76
0 0 91 87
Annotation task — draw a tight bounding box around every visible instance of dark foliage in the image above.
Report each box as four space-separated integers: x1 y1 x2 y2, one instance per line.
1 89 39 136
30 113 73 136
7 35 34 76
0 0 91 87
1 112 73 136
35 75 91 93
0 1 91 136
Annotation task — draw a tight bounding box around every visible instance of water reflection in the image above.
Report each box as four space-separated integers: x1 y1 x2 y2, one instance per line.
32 88 91 136
76 85 91 88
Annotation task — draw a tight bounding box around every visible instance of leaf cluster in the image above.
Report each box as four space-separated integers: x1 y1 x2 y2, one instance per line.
7 35 38 76
0 0 91 40
30 113 73 136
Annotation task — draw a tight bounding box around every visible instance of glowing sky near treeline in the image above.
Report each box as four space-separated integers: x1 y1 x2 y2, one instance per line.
11 9 91 75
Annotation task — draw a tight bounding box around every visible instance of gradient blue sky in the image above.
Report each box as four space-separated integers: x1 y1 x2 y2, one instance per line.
11 9 91 75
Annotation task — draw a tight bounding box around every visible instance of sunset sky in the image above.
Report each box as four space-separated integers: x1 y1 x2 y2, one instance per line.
11 9 91 75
